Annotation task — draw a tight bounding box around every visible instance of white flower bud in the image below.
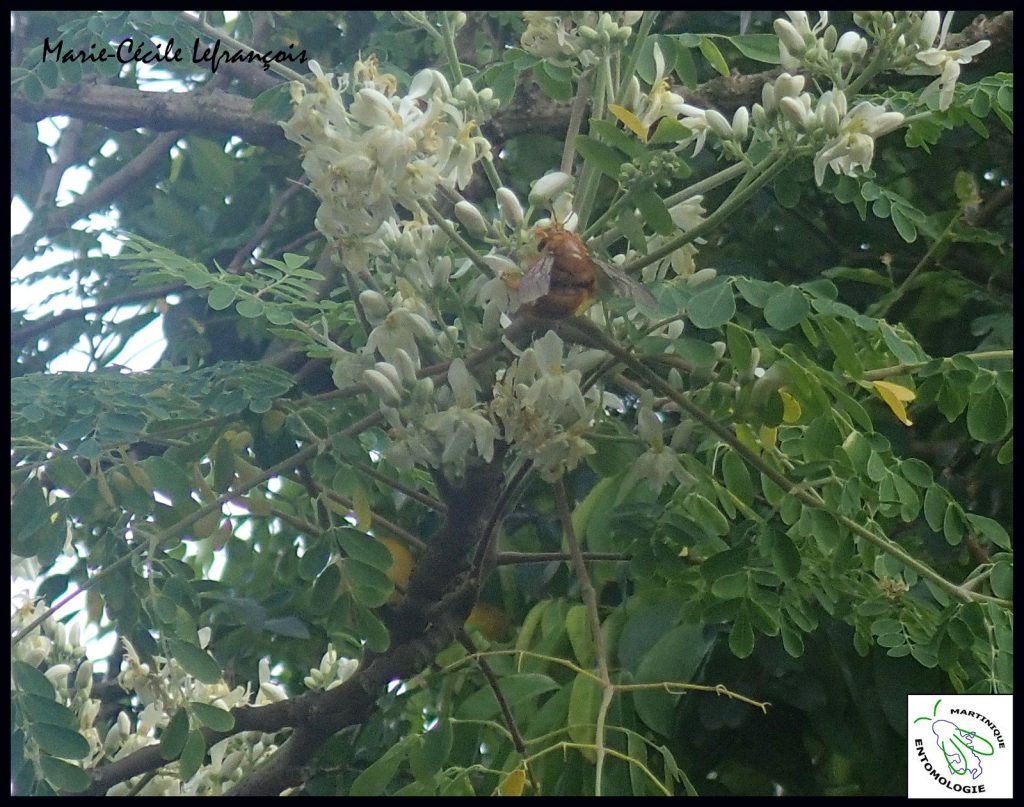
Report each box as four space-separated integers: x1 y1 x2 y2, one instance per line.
198 627 211 649
391 348 418 383
623 76 642 111
529 171 574 205
362 369 402 404
773 19 806 56
44 664 72 688
404 311 437 341
732 106 749 141
774 73 805 100
918 10 941 46
221 750 244 778
621 10 644 26
821 102 841 136
822 25 838 52
374 361 403 392
779 96 809 129
359 290 390 320
761 82 776 114
454 200 489 239
447 358 478 408
259 681 288 703
835 31 867 61
75 661 93 693
495 187 524 226
705 109 733 140
686 267 718 287
712 341 727 361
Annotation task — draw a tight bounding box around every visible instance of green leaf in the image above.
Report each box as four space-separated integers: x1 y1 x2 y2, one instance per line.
166 639 222 684
410 720 453 781
178 728 206 782
13 660 57 700
160 707 190 760
350 739 409 795
342 558 395 608
965 513 1011 551
352 602 390 653
455 673 559 720
633 623 709 734
685 492 730 535
728 613 755 658
966 384 1009 443
770 531 802 580
923 485 947 532
649 116 692 145
18 693 76 728
635 190 675 235
674 43 698 87
721 450 753 506
687 281 735 329
763 286 809 330
39 756 91 793
990 562 1012 599
190 701 235 732
533 61 572 101
729 33 782 64
698 36 729 76
567 672 602 752
565 604 594 668
29 723 91 760
207 285 236 311
263 616 311 638
890 205 918 242
137 455 191 504
575 134 626 179
711 571 748 600
332 526 394 570
589 118 648 160
236 297 266 319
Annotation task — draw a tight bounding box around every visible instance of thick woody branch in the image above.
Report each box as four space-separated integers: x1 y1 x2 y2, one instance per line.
12 81 285 148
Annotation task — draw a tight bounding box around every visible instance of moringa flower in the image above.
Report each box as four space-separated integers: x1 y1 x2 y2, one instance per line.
812 93 904 185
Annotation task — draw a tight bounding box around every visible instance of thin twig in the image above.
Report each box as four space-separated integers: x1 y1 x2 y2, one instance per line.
553 478 614 796
457 629 539 794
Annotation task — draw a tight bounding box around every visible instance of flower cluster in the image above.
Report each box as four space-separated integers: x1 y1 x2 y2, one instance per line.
898 11 992 111
751 71 905 187
490 331 596 481
12 598 101 765
281 56 495 246
521 11 640 71
627 392 694 494
379 356 498 481
776 11 990 112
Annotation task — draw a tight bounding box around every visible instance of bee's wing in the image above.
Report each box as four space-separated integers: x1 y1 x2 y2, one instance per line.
596 259 657 308
516 251 555 305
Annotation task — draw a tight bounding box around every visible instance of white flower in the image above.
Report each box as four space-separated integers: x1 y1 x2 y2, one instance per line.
630 42 689 133
834 31 868 62
900 12 990 111
813 97 905 186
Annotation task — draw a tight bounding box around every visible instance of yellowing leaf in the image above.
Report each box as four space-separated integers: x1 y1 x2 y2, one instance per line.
466 602 508 640
780 390 802 423
608 103 648 142
871 380 916 426
379 537 413 589
352 484 373 531
758 425 778 452
498 766 527 796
